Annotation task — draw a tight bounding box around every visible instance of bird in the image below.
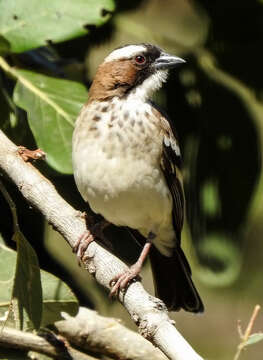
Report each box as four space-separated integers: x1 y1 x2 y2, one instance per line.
72 43 204 313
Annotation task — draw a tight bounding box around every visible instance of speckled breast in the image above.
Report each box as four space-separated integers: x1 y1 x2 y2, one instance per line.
72 98 172 233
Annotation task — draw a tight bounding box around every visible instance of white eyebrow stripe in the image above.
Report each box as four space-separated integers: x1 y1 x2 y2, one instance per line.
104 45 146 62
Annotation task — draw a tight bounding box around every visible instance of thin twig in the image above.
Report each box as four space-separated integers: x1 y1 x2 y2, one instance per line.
243 305 261 341
234 305 261 360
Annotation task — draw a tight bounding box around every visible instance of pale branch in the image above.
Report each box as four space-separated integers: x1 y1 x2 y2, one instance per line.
55 307 168 360
0 130 204 360
0 326 98 360
234 305 262 360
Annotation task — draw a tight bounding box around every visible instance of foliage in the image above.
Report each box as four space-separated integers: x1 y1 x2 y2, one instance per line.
14 70 87 173
0 0 115 53
0 235 78 330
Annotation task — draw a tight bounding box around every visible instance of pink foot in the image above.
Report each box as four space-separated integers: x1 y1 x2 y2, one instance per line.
109 263 142 297
73 230 94 265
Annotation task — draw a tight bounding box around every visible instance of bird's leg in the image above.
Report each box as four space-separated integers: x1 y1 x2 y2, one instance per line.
73 218 110 265
109 232 155 297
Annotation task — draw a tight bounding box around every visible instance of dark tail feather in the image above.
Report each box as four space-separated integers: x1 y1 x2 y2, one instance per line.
149 245 204 313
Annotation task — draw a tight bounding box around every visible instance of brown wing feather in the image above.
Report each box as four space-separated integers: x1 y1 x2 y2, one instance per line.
158 117 185 244
161 141 184 242
149 104 204 312
149 101 184 242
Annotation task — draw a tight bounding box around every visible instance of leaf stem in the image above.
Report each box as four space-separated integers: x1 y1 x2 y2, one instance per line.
0 56 74 126
234 305 261 360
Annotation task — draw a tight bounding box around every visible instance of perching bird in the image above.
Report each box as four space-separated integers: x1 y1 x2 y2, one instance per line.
72 43 204 313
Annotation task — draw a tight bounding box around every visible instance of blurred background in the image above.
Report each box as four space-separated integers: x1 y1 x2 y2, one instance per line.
1 0 263 359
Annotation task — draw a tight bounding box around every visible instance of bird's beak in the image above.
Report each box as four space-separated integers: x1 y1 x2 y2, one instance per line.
154 52 186 70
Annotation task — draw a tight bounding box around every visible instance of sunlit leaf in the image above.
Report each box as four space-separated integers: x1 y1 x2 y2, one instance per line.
245 333 263 346
0 0 115 53
13 70 88 173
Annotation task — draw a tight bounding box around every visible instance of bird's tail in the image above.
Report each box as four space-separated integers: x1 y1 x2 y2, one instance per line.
149 244 204 313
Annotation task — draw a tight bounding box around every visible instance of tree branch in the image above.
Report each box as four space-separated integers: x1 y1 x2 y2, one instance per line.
55 307 168 360
0 326 98 360
0 130 204 360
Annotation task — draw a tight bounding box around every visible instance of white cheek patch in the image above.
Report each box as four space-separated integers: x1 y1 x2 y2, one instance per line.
127 70 168 101
104 45 146 62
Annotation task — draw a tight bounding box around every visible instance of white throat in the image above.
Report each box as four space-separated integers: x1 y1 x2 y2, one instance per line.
127 70 168 102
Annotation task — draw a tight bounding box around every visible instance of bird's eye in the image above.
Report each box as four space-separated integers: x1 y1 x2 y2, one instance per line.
135 55 146 64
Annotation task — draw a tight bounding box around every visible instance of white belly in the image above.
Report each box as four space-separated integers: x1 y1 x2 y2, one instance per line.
72 99 175 255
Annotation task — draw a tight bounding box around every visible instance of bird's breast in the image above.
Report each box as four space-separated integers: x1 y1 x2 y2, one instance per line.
72 98 172 235
73 99 163 191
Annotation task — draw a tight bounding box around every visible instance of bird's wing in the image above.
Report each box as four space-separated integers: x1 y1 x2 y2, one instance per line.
149 101 185 242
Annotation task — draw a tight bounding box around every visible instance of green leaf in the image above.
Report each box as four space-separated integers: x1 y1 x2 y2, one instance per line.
12 230 43 330
0 0 115 53
245 333 263 346
0 236 78 329
41 270 78 327
0 239 16 328
13 70 88 173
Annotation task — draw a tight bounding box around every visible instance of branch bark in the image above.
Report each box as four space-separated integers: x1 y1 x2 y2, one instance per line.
0 326 98 360
55 307 168 360
0 130 204 360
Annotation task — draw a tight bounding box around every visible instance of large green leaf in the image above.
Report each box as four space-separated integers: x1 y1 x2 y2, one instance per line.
0 0 115 53
13 70 88 174
0 236 78 329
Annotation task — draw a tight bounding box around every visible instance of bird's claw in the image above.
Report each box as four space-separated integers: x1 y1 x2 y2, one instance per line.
109 265 142 297
73 230 94 265
73 219 110 266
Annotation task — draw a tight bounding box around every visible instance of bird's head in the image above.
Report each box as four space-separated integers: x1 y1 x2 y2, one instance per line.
88 43 185 103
